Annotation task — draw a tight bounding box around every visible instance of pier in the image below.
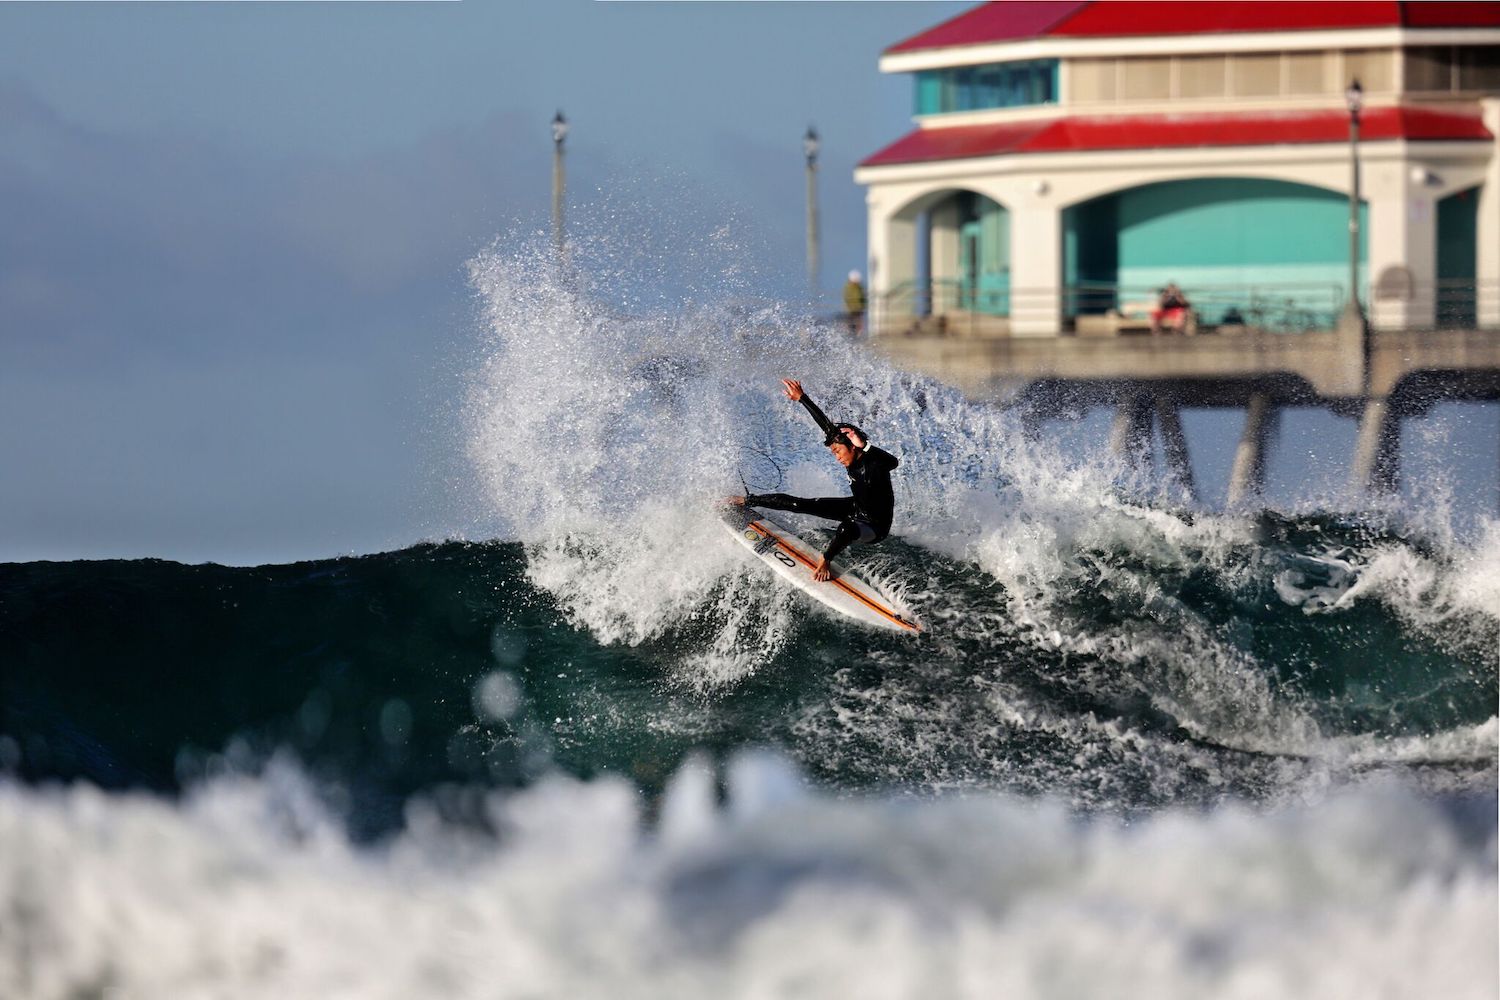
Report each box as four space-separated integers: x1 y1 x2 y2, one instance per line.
871 317 1500 501
845 1 1500 505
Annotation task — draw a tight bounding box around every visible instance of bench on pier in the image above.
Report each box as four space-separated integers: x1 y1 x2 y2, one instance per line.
1075 301 1199 338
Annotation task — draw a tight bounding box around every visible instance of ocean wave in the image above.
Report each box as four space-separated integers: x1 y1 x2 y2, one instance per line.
460 241 1498 775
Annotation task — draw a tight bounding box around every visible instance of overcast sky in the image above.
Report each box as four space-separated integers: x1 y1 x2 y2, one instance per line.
0 1 968 564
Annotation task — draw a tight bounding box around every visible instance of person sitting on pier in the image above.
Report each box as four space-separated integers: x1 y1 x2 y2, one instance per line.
728 378 898 581
1150 282 1192 335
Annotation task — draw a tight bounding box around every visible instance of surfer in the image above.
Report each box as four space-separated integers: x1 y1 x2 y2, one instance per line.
729 379 898 581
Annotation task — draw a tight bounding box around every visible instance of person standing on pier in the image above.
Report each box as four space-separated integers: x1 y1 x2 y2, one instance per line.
843 270 867 337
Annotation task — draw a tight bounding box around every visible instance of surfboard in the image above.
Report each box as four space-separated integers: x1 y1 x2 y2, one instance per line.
720 506 922 634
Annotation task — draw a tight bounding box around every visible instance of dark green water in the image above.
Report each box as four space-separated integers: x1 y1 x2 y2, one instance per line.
4 514 1495 839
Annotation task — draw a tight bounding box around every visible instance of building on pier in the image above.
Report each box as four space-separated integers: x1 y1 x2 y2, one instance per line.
855 1 1500 338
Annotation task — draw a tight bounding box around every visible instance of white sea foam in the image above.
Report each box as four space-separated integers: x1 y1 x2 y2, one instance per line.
1 757 1494 1000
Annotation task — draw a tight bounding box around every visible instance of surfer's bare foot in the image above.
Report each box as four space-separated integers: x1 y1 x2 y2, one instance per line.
813 557 834 582
724 495 746 507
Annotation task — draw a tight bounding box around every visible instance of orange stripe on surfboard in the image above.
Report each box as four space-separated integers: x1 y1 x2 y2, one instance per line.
746 520 921 633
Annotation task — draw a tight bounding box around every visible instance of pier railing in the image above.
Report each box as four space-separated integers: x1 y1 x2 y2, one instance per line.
875 280 1013 337
872 279 1500 337
1064 281 1346 333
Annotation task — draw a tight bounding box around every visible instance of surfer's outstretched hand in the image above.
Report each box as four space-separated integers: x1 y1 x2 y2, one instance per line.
813 557 835 582
723 495 746 507
781 379 804 402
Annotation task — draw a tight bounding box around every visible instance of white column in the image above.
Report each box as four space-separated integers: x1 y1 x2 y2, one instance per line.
930 199 961 315
1478 98 1500 329
1366 161 1436 331
1008 204 1062 336
866 193 919 337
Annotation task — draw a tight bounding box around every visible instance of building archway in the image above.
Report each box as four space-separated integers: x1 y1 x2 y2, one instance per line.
877 187 1012 331
1062 177 1368 328
936 190 1011 317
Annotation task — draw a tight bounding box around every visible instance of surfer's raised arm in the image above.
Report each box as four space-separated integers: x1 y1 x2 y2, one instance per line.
781 379 839 442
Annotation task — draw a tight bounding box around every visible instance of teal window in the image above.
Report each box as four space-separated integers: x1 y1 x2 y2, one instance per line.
914 60 1058 115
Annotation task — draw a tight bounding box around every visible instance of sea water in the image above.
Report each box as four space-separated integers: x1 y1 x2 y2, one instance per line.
1 237 1496 998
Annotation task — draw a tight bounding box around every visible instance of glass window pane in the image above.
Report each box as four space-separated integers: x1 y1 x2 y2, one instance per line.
918 59 1061 114
977 66 1002 106
915 72 942 114
1030 62 1053 103
1403 47 1449 92
1457 45 1500 91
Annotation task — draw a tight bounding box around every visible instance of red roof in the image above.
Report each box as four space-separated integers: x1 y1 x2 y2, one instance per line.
859 107 1493 166
888 1 1500 53
888 2 1086 52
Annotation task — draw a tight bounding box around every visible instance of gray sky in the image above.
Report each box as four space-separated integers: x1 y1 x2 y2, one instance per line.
0 1 967 564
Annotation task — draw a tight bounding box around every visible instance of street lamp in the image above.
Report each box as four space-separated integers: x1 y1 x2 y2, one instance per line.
1344 80 1363 323
552 111 568 258
804 125 820 298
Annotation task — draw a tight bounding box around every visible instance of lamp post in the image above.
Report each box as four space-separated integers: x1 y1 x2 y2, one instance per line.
804 125 820 299
1343 80 1364 323
551 110 568 259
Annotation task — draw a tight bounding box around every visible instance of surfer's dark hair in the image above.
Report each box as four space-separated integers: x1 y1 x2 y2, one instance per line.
825 423 866 449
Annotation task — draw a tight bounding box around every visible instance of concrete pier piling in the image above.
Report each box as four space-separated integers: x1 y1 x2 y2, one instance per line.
1155 398 1197 501
1105 395 1198 500
1350 396 1401 494
1227 392 1275 507
1109 394 1155 471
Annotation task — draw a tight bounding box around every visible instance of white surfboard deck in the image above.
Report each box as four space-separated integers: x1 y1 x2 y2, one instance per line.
721 506 921 635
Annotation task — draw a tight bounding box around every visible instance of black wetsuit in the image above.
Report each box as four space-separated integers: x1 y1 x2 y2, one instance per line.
745 394 900 563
